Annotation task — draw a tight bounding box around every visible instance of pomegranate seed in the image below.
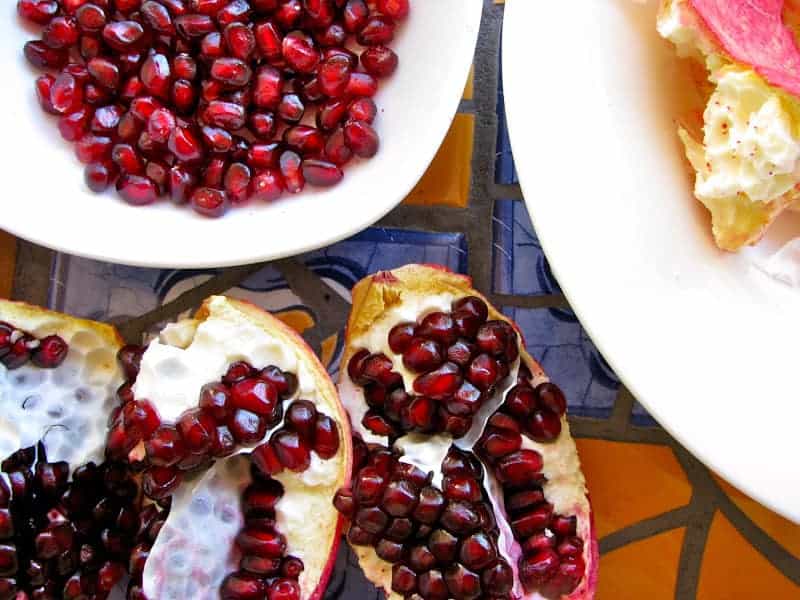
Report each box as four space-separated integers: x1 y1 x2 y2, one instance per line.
204 100 246 130
91 104 123 133
190 186 228 217
199 383 231 420
217 0 251 26
130 96 161 122
348 97 377 123
519 548 560 589
413 362 462 400
527 409 562 442
254 21 282 59
143 466 182 500
169 165 196 204
171 78 197 113
376 538 404 563
535 382 567 416
301 158 343 186
317 22 346 47
43 16 80 49
505 384 537 418
228 408 268 444
116 174 159 205
379 0 409 19
249 169 284 202
267 578 300 600
24 40 68 69
224 22 256 60
274 0 302 28
87 57 120 91
76 134 112 163
252 442 284 476
284 400 316 441
112 144 144 174
172 54 197 81
277 93 305 122
284 125 325 156
122 399 161 440
210 57 252 88
318 55 352 97
18 0 59 24
496 449 544 487
50 73 82 115
316 98 348 131
282 31 319 73
221 571 267 599
343 0 368 32
102 21 144 51
249 111 276 139
85 160 118 192
230 378 278 417
361 45 398 77
58 107 92 142
279 150 305 193
175 13 216 38
345 72 378 97
141 53 171 99
35 74 60 115
344 120 379 158
358 15 395 46
271 429 311 472
391 564 416 594
224 162 251 204
333 487 356 517
169 126 204 163
323 128 352 165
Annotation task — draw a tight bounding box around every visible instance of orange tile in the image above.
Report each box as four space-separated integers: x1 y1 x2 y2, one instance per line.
275 308 314 334
403 113 474 208
713 475 800 560
463 67 474 100
575 439 691 539
0 232 17 299
598 528 685 600
698 512 799 599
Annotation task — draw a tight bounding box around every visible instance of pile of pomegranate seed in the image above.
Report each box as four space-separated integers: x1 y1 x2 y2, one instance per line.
0 321 69 370
220 469 305 600
335 445 515 599
348 296 521 439
109 347 340 504
0 442 148 599
18 0 410 217
125 502 169 600
475 374 585 596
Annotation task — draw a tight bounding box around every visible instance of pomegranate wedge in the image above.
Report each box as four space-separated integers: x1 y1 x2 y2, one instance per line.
111 295 352 599
336 265 598 600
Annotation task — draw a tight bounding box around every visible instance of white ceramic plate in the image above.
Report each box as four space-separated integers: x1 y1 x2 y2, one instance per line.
0 1 482 268
503 0 800 523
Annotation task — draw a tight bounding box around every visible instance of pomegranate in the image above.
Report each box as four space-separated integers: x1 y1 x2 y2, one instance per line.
335 266 598 599
18 0 411 215
107 295 351 599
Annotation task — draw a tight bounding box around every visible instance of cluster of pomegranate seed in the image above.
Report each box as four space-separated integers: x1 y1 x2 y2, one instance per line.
0 442 149 600
250 397 341 475
334 444 514 600
348 296 520 439
220 469 305 600
0 322 69 370
107 348 305 500
18 0 410 217
124 502 169 600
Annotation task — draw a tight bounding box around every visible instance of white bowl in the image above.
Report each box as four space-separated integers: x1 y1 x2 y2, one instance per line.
503 0 800 522
0 1 482 268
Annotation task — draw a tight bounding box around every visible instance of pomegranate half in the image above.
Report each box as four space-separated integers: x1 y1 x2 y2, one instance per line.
113 295 352 600
335 265 598 599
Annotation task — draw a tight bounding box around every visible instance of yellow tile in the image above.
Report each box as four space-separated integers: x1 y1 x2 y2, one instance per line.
403 113 474 208
713 475 800 559
0 232 16 299
698 512 799 599
463 67 474 100
575 439 692 539
598 528 685 600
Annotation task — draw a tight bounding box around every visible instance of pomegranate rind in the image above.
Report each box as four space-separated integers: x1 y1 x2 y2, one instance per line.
0 299 125 466
145 296 352 600
339 265 598 600
688 0 800 97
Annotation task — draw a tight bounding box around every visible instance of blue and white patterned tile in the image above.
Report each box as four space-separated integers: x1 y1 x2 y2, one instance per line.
502 306 621 419
496 50 518 185
493 199 561 296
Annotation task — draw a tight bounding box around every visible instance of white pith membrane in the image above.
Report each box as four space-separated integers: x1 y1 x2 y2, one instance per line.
339 270 595 600
0 303 123 468
134 296 347 599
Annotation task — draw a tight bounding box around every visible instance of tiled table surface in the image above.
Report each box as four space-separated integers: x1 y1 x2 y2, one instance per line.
3 1 799 598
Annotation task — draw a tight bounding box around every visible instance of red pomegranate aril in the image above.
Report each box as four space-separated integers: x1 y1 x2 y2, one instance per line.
59 107 92 142
200 126 232 154
176 408 216 455
75 133 112 164
85 160 118 192
476 321 518 359
316 22 346 47
217 0 251 26
231 378 278 417
354 466 386 506
145 425 186 467
536 382 567 417
414 362 462 400
282 31 319 73
277 93 304 122
505 384 537 419
200 32 225 60
284 125 325 156
376 538 405 563
480 429 521 458
43 16 80 49
361 45 398 78
224 360 254 384
169 165 196 203
50 73 82 115
348 97 377 123
205 100 246 130
87 57 120 90
170 78 196 113
117 173 159 205
221 571 267 600
496 449 544 488
35 75 59 115
355 505 389 536
391 564 416 594
24 41 68 69
102 21 144 51
228 408 268 445
318 55 352 98
416 312 458 345
316 98 348 132
300 159 342 187
247 143 281 169
527 410 562 442
313 414 339 458
18 0 59 24
249 169 284 202
279 150 304 193
141 53 171 99
267 578 300 600
271 430 311 472
458 531 497 571
333 487 356 518
249 112 276 140
190 186 228 217
175 13 216 38
223 22 256 60
345 72 378 98
408 486 444 525
402 338 443 373
112 143 144 175
147 108 176 144
192 0 226 14
252 442 284 476
240 555 281 576
172 53 197 81
443 476 481 503
123 399 161 440
381 480 418 517
512 503 554 538
519 548 560 590
344 119 379 158
211 57 252 88
254 21 282 60
76 3 106 32
143 466 182 500
224 162 251 204
91 104 123 134
168 126 203 163
343 0 368 32
440 500 481 536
